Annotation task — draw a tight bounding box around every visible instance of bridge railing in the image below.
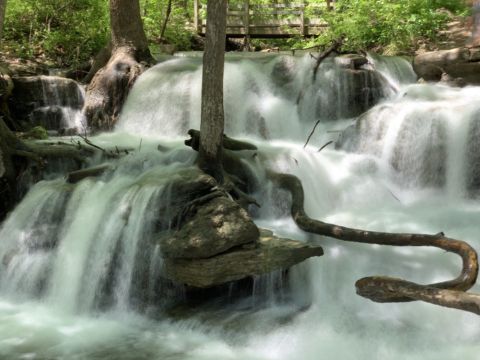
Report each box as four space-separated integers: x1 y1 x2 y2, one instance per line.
194 1 333 38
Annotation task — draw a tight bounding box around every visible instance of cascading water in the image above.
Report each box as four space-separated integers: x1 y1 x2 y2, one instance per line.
1 53 480 360
10 76 86 132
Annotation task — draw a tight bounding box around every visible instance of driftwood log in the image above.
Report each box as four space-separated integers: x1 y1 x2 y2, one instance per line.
270 172 480 315
66 164 112 184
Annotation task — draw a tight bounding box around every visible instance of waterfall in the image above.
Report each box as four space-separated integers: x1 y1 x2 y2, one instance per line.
338 84 480 196
117 53 409 141
10 75 86 132
1 53 480 360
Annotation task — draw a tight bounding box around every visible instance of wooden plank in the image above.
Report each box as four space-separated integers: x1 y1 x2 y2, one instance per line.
194 0 200 32
197 1 331 38
300 1 305 36
245 0 250 49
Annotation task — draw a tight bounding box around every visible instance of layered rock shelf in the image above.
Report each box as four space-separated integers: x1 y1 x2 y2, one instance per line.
414 47 480 85
163 229 324 288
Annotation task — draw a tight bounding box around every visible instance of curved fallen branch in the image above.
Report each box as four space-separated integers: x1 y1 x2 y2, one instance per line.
270 171 480 315
312 38 343 82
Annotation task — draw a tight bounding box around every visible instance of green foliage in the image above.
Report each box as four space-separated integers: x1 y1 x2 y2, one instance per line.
1 0 471 65
302 0 470 54
4 0 109 67
23 126 48 140
140 0 194 51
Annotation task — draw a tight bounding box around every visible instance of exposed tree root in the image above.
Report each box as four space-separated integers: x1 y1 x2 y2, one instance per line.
270 171 480 315
185 129 259 209
184 130 480 314
312 38 343 82
186 129 257 152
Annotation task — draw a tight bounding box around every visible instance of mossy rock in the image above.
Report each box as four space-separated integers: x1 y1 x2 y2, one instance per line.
22 126 49 140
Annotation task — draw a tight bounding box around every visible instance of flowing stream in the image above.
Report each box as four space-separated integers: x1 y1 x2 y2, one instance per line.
1 53 480 359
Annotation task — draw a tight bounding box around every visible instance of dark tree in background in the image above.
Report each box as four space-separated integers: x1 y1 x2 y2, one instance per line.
198 0 227 182
0 0 6 42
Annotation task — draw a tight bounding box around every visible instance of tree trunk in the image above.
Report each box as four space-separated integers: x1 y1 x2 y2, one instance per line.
0 0 6 43
109 0 150 60
160 0 173 41
84 0 153 132
198 0 227 182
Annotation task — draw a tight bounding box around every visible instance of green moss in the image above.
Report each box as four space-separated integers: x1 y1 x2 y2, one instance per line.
24 126 48 140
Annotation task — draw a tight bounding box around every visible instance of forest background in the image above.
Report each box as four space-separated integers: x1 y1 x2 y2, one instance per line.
2 0 470 69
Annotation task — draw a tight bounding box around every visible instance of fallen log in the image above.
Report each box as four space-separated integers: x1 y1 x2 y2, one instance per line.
66 164 112 184
270 171 480 315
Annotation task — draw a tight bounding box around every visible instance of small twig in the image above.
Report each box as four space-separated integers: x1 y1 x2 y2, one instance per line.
304 120 321 149
138 138 143 152
387 188 401 203
77 134 107 153
317 140 333 153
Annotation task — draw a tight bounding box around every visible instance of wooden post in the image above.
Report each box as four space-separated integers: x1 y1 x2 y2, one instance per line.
194 0 200 33
300 1 306 36
244 0 250 51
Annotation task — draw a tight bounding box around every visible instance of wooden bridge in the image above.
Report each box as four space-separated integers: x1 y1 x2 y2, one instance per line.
193 1 334 39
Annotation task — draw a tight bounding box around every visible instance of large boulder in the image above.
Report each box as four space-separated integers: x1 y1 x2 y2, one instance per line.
335 54 369 69
160 196 260 259
163 229 324 288
414 47 480 85
315 67 388 120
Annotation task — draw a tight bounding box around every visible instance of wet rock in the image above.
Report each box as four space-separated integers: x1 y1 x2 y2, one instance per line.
335 54 369 69
414 47 480 85
30 106 65 130
0 131 16 221
271 56 297 88
160 196 259 259
19 126 49 140
163 229 323 288
316 68 387 120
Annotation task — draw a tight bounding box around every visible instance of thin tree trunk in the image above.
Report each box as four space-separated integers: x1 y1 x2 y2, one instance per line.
160 0 173 41
198 0 227 182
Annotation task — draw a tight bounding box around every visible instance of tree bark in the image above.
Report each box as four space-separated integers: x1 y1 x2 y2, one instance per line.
198 0 227 182
109 0 150 60
84 0 153 131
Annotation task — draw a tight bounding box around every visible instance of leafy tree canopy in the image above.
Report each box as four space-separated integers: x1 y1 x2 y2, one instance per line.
1 0 470 67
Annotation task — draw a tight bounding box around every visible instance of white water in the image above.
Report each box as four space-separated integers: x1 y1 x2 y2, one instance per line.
33 76 86 131
2 54 480 359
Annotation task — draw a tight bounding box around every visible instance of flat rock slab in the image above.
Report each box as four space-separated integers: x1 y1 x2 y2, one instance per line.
160 196 259 259
163 229 324 288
